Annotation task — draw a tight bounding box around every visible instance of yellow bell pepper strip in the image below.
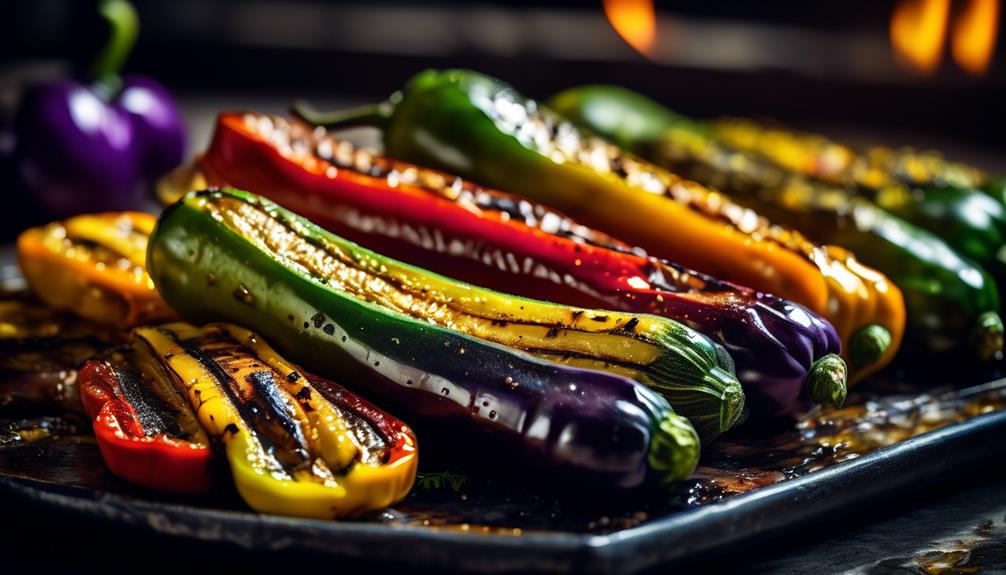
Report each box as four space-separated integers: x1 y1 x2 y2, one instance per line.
132 322 418 519
16 212 175 327
294 69 906 383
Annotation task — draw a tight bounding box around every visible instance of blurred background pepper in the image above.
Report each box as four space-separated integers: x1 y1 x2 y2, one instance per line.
4 0 184 224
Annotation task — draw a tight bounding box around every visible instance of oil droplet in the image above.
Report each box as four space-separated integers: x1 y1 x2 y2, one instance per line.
489 410 497 419
233 284 255 305
207 272 217 286
441 387 450 396
505 376 517 389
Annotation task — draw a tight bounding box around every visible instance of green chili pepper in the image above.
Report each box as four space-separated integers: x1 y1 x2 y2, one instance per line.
548 84 1003 361
291 69 910 386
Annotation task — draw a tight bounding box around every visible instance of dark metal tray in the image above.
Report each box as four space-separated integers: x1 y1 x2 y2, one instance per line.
4 377 1006 574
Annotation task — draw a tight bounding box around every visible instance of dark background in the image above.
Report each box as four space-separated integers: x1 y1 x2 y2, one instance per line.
3 0 1005 149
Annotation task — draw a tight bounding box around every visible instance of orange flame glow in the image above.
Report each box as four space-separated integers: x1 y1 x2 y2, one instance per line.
604 0 657 57
890 0 951 74
952 0 999 75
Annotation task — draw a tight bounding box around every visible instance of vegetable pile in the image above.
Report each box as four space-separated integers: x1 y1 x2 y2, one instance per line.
5 64 1006 520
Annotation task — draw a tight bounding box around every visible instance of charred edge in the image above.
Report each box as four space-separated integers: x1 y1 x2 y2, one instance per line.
246 370 311 455
211 193 663 342
167 329 305 474
111 362 185 439
266 113 607 245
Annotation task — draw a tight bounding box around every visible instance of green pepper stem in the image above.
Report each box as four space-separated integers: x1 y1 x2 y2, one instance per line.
806 354 848 408
972 311 1004 362
848 324 892 372
291 100 394 131
89 0 139 87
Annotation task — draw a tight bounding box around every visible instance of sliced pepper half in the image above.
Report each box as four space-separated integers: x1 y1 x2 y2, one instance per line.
132 322 418 519
79 354 213 493
17 212 175 327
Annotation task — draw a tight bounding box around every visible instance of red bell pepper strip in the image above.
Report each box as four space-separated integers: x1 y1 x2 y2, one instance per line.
187 113 845 417
78 356 212 493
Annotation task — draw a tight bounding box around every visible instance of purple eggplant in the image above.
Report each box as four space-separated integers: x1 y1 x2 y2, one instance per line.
12 0 184 218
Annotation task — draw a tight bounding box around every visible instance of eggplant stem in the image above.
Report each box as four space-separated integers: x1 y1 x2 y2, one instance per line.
718 378 746 433
848 324 892 373
291 99 394 131
807 353 848 408
973 311 1004 362
648 411 700 485
90 0 139 86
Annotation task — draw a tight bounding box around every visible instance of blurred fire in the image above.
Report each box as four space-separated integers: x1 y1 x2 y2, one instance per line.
890 0 951 74
952 0 999 75
603 0 657 56
891 0 998 75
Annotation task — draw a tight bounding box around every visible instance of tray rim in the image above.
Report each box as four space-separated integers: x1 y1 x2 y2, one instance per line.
5 398 1006 574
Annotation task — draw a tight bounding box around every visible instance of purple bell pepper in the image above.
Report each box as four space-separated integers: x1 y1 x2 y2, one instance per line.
12 0 185 218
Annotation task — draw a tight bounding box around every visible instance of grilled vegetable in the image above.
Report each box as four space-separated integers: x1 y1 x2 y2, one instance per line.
123 322 418 518
176 112 845 418
548 85 1004 361
147 189 702 489
706 116 1006 283
711 117 1005 203
293 69 906 383
1 292 114 415
78 355 212 494
17 211 174 326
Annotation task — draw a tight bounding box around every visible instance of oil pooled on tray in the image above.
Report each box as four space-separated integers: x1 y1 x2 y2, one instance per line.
374 376 1006 534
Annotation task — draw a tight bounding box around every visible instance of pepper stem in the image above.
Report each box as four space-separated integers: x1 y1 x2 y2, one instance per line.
291 99 394 131
848 324 892 373
806 354 848 408
89 0 139 87
648 411 700 485
972 311 1004 362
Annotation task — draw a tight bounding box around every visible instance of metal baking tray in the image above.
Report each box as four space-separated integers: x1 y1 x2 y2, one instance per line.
4 377 1006 574
3 248 1006 574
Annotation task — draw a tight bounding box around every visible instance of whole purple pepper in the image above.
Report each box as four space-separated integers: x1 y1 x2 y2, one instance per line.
13 0 185 218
